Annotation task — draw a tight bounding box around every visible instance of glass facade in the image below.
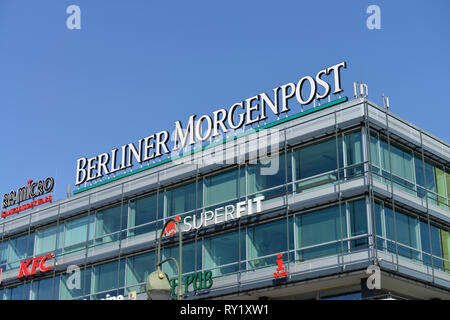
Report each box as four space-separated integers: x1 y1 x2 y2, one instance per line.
370 131 450 210
0 198 370 300
0 125 448 300
374 199 450 272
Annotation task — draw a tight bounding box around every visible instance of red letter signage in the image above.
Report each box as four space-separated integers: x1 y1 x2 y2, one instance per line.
17 253 54 279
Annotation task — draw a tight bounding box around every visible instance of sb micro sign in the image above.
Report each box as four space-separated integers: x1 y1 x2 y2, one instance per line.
1 177 55 219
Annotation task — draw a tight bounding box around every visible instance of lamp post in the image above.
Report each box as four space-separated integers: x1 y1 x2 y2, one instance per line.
146 217 183 300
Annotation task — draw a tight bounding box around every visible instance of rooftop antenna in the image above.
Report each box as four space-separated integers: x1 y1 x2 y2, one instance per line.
382 94 390 109
354 81 368 98
353 82 359 98
67 184 71 197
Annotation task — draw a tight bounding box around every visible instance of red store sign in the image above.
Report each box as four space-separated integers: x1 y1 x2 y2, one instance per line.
17 253 54 279
273 253 288 279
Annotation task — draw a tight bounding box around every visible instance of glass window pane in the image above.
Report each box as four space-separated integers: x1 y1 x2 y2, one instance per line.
204 169 242 206
247 219 287 268
392 144 413 181
247 153 287 196
60 267 89 300
374 201 384 238
126 251 155 293
296 204 346 255
119 259 125 289
348 200 367 236
395 210 419 249
424 160 437 192
129 194 157 237
348 200 368 249
163 242 196 278
369 132 380 167
6 284 26 300
440 229 450 273
92 260 118 294
295 137 343 181
8 234 29 266
294 137 343 193
0 241 7 265
32 277 54 300
166 182 197 217
95 205 122 241
204 230 239 276
435 166 447 209
447 169 450 207
384 206 395 241
414 155 427 198
345 131 363 177
64 215 88 248
420 220 431 254
345 130 363 164
35 225 58 255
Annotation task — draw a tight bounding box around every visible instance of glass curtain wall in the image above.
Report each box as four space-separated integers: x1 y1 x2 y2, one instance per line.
91 259 125 299
293 130 363 193
295 199 367 261
370 131 449 210
94 205 124 246
374 199 450 273
0 128 367 268
35 224 62 256
125 251 155 295
6 232 34 270
128 193 158 237
60 267 91 300
14 198 450 300
31 276 60 300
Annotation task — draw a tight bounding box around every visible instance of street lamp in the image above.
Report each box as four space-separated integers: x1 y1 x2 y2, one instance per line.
146 217 183 300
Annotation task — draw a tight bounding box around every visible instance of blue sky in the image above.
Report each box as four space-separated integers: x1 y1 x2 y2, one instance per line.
0 0 449 202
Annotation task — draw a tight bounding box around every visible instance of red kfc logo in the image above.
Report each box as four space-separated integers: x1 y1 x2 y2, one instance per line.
17 253 54 279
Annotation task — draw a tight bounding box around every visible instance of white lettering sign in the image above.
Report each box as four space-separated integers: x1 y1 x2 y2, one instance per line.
75 62 347 186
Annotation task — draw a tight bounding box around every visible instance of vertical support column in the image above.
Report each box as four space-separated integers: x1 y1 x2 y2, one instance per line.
385 106 399 271
156 171 161 270
364 100 378 265
420 130 435 283
283 129 292 273
83 192 92 298
52 205 61 300
116 183 125 297
335 111 345 269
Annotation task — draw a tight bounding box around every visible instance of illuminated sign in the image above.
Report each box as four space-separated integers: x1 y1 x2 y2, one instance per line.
75 62 347 186
2 177 54 219
273 253 288 279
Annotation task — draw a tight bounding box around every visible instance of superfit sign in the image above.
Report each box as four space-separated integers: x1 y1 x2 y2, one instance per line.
1 177 55 219
75 62 347 186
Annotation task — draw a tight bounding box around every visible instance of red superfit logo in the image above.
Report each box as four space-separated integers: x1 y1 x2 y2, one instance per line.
17 253 54 279
162 216 180 236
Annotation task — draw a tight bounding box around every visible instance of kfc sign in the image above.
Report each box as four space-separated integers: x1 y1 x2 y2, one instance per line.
17 253 55 279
